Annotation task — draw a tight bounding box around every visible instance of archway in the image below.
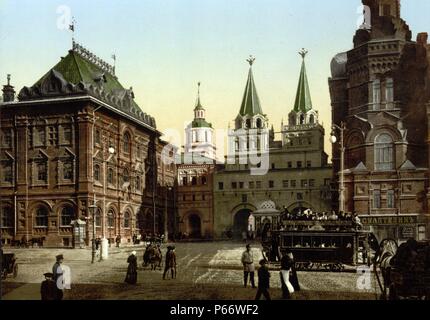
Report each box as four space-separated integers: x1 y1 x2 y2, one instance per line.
188 214 202 239
233 209 252 238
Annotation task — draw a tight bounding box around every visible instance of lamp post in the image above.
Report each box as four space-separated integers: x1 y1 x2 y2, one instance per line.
100 146 115 261
89 195 97 264
330 122 346 213
164 186 173 243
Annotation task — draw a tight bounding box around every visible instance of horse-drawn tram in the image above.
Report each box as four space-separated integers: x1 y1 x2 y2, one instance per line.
263 220 373 271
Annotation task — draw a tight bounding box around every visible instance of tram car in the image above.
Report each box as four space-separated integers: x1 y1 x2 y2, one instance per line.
262 220 375 271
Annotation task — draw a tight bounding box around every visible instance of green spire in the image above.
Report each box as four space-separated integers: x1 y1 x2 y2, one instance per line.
194 81 204 111
239 56 263 117
293 49 313 113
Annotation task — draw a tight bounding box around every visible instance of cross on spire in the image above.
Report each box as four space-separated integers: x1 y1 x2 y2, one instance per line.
299 48 308 59
247 55 256 67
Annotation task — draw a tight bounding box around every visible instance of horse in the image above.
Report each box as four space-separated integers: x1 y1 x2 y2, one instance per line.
373 238 398 300
143 244 162 271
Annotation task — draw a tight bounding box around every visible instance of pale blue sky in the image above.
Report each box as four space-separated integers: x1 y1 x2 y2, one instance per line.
1 0 429 157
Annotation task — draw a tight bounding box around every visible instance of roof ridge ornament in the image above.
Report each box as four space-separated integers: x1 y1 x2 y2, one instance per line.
72 40 115 76
247 55 256 67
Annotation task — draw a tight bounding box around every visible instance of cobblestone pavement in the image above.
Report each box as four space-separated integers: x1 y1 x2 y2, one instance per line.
1 242 380 300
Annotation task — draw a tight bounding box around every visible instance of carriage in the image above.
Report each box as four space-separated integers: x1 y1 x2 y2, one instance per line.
1 252 19 280
373 239 430 300
262 220 375 271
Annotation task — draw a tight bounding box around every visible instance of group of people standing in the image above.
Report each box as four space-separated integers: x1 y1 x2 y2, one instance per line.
124 245 177 285
40 254 65 300
241 244 300 300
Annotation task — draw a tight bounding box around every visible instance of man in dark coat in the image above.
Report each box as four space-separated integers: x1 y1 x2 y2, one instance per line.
115 235 121 248
163 246 177 280
52 254 64 300
255 260 271 300
40 272 57 300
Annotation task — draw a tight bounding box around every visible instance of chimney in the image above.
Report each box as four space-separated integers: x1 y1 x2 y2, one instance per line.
417 32 428 46
2 74 15 102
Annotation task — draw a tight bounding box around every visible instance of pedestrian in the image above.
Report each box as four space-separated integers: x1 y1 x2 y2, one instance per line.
163 246 177 280
125 251 138 285
241 244 256 288
52 254 64 300
116 235 121 248
280 253 295 299
255 260 271 300
40 272 57 300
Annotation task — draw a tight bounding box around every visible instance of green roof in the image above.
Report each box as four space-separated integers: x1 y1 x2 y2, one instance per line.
194 96 205 111
18 43 156 129
192 119 212 128
293 59 313 113
239 67 263 117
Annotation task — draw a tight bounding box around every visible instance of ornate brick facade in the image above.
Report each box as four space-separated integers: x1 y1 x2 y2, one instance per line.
0 43 176 247
329 0 430 241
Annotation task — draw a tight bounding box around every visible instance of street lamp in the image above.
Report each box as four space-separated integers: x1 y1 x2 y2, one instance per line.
164 186 173 243
100 145 115 261
89 195 97 264
331 122 346 213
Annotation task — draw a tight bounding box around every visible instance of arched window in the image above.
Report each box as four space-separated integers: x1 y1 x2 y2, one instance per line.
375 133 394 171
309 114 315 124
300 114 305 125
202 176 207 185
35 207 48 227
107 210 115 228
123 132 131 153
107 168 114 184
61 206 74 226
94 164 101 182
124 212 131 228
123 169 130 184
1 206 13 228
246 119 252 129
256 118 262 129
192 177 197 186
95 208 102 227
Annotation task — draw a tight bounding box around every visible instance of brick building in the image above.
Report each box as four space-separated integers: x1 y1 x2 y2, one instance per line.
0 41 176 247
329 0 430 241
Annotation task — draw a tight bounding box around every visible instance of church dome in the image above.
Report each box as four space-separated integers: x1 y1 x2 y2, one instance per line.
330 52 348 78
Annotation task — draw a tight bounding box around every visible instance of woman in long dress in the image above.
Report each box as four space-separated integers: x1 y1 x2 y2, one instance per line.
280 252 295 299
125 251 138 285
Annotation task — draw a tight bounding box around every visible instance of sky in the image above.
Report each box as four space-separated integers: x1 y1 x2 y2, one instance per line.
1 0 429 160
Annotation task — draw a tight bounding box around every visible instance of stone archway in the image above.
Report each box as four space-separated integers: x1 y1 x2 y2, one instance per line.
188 214 202 239
233 209 252 238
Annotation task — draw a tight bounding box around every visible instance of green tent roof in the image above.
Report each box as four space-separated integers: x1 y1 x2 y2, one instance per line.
239 67 263 117
293 59 313 113
18 44 156 129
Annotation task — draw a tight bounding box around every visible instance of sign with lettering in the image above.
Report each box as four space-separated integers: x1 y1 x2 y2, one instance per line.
360 216 417 226
400 226 415 239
